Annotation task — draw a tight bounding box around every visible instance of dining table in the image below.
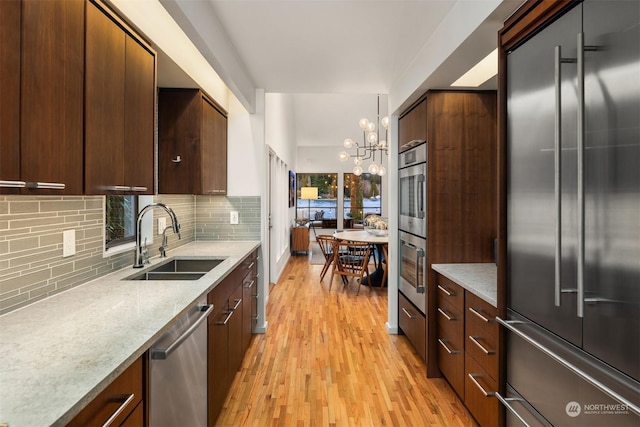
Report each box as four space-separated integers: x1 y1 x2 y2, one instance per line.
333 230 388 287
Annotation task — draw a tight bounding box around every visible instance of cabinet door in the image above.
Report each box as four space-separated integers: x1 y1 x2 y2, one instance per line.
208 304 230 425
85 0 125 194
0 0 21 192
123 34 155 194
398 99 427 153
21 0 84 195
201 98 227 195
158 89 202 195
228 285 244 375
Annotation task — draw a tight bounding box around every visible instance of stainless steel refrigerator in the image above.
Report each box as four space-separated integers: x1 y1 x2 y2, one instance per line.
499 1 640 425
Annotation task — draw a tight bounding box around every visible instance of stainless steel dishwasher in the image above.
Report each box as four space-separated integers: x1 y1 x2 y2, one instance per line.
149 298 213 427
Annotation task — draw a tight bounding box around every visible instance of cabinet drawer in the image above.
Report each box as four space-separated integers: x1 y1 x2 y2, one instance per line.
465 354 499 427
398 293 426 361
437 322 465 398
465 318 499 382
436 302 464 350
465 291 498 337
436 274 464 312
67 355 144 427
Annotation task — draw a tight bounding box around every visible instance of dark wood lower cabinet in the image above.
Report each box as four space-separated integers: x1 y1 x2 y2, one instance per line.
208 249 258 424
66 354 145 427
398 292 426 361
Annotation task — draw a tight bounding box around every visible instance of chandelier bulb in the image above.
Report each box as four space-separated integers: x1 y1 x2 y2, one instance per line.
381 116 390 129
343 138 354 148
353 165 363 176
368 163 379 174
358 118 370 131
379 140 387 149
377 165 386 176
354 156 363 166
338 151 350 162
367 132 378 144
367 122 375 132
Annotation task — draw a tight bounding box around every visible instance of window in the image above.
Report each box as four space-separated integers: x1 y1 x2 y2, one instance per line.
296 173 338 223
105 195 137 250
343 173 382 228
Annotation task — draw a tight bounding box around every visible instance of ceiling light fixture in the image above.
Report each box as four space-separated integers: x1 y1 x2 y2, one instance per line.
338 95 389 176
451 48 498 87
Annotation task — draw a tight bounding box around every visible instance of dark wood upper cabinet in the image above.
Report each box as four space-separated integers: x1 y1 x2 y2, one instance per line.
1 0 84 194
0 0 21 193
84 0 155 195
158 89 228 195
398 98 427 153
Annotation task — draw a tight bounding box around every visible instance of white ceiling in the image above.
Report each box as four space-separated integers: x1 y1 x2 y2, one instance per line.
154 0 522 148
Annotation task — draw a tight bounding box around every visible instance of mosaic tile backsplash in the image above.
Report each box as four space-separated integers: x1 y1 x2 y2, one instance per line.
0 195 260 315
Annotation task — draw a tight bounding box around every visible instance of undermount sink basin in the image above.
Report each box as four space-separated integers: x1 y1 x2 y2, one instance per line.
124 257 226 281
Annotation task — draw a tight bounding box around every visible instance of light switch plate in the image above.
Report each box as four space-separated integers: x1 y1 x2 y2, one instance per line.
63 229 75 257
230 211 239 224
157 217 166 235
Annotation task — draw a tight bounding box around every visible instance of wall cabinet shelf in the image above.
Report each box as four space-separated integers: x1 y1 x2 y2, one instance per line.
158 88 228 195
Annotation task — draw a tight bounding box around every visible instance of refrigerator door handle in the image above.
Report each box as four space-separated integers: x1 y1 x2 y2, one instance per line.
553 45 577 307
577 32 586 318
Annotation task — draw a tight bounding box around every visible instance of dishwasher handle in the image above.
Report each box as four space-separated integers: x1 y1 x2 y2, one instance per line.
151 304 213 360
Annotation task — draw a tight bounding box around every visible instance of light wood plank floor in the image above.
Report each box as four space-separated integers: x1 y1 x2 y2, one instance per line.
215 251 477 426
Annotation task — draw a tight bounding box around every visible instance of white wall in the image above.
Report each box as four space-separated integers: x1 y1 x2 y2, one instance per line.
227 91 262 197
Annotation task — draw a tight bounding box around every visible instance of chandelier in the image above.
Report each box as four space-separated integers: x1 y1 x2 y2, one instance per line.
338 95 389 176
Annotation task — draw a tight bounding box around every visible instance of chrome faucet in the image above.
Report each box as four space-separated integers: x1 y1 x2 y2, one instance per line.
134 203 181 268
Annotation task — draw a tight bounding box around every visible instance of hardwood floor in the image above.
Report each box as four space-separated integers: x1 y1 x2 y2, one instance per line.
215 252 477 426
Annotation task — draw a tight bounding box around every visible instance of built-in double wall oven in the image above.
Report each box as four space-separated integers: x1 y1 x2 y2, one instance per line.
398 142 427 314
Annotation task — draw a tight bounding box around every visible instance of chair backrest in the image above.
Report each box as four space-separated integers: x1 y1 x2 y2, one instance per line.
316 234 336 260
333 240 371 277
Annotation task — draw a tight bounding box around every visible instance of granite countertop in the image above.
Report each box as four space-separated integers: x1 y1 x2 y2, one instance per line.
0 240 260 427
431 263 497 307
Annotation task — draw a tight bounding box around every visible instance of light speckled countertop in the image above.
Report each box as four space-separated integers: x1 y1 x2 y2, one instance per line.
0 241 260 427
431 263 497 307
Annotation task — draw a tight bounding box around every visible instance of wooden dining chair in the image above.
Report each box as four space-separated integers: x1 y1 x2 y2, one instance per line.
315 234 337 281
329 240 371 294
380 244 388 289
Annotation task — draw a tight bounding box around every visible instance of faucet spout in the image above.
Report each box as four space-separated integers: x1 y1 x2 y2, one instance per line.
134 203 181 268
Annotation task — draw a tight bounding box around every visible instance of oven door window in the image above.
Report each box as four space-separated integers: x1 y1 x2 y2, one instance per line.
399 238 425 293
399 165 425 219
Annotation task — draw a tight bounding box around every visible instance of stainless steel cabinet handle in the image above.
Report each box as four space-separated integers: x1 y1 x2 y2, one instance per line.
247 261 256 270
152 304 213 359
171 155 182 163
401 307 414 319
437 284 455 297
495 393 532 427
0 180 26 188
468 306 490 323
437 307 455 321
469 335 494 354
105 185 130 191
231 298 242 310
468 373 494 397
26 182 65 190
216 310 234 326
437 338 458 354
129 186 148 192
245 280 256 289
497 317 640 416
101 393 135 427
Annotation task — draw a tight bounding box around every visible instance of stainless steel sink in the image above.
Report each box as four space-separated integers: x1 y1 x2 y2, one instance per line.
147 258 224 273
124 257 225 281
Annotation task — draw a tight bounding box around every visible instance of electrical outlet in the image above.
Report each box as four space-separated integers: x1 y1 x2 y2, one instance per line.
63 229 76 257
230 211 239 224
157 217 166 235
